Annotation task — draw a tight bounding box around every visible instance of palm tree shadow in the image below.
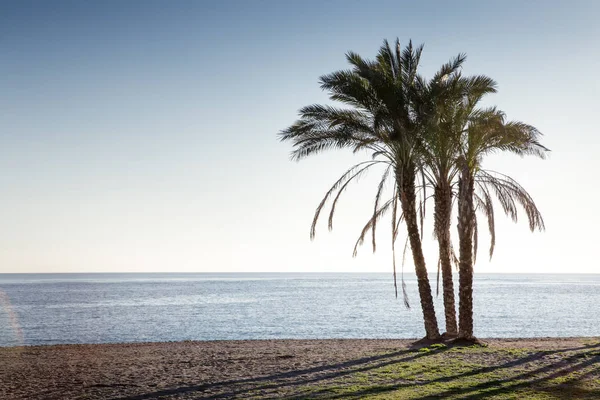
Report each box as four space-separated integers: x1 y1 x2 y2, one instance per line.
425 344 600 399
112 347 437 400
326 343 600 400
111 343 600 400
287 343 600 400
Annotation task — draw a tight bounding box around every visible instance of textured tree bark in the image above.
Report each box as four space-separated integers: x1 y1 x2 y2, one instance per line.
434 183 458 337
398 168 441 340
457 165 476 340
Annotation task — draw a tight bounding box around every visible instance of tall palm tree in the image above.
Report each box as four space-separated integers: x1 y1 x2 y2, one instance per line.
279 40 443 340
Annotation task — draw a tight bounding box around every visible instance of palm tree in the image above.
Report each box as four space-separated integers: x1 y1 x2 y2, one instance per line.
413 65 548 341
279 40 443 340
453 107 548 341
394 65 547 340
416 69 502 337
408 62 468 337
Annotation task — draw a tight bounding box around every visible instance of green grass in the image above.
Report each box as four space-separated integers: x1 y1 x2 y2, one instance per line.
229 342 600 399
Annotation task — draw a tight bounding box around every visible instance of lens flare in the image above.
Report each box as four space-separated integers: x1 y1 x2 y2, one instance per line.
0 291 24 346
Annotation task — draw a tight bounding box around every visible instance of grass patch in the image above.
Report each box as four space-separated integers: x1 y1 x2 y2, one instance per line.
236 343 600 399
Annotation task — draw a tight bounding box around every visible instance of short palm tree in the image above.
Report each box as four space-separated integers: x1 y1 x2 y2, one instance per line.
279 40 443 340
412 66 548 341
453 106 548 341
414 69 499 337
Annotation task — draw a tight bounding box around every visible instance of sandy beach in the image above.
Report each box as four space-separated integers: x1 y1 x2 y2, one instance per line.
2 338 600 399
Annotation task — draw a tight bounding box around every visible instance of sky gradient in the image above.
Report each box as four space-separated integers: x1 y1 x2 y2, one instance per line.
1 0 599 273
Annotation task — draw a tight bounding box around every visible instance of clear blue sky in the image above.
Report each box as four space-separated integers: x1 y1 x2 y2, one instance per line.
1 0 598 273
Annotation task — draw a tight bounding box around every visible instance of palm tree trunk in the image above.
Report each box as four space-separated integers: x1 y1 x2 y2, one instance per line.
457 165 476 340
434 184 458 337
398 168 441 340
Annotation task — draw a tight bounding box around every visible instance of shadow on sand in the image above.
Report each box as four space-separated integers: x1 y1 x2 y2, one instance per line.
113 342 600 399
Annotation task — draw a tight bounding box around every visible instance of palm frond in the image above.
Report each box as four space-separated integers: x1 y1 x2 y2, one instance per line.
475 186 496 259
327 163 381 232
473 213 478 264
310 161 383 240
436 258 441 297
432 53 466 84
371 166 393 252
476 170 545 232
352 198 395 257
401 236 411 309
391 186 399 298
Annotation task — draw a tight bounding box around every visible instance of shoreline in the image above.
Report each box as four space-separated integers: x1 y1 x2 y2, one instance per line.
2 337 600 399
3 335 600 348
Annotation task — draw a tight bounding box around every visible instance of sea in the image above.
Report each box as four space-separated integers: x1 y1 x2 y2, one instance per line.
0 273 598 347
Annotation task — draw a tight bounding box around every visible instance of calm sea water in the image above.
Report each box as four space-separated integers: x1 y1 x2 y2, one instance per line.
0 273 598 347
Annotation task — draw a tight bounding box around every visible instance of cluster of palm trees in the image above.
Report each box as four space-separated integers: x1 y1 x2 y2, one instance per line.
279 39 548 342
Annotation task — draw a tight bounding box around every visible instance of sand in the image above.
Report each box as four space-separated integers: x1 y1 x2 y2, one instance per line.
1 338 598 399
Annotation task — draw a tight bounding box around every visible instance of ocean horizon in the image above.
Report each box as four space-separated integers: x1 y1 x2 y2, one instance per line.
1 272 599 347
